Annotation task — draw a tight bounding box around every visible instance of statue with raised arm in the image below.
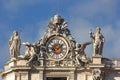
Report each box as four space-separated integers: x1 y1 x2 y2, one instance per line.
89 27 105 56
9 31 21 60
23 42 37 65
80 42 92 63
74 42 92 66
74 43 81 65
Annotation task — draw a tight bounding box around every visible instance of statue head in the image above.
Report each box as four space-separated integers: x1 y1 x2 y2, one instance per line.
13 31 18 36
96 27 101 33
76 43 81 48
22 42 31 46
92 69 101 80
53 14 61 24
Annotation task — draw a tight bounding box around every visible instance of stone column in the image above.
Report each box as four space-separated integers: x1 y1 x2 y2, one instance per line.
39 58 44 67
69 71 75 80
39 71 44 80
19 72 28 80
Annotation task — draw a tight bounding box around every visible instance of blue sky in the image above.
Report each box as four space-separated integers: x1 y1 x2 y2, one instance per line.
0 0 120 79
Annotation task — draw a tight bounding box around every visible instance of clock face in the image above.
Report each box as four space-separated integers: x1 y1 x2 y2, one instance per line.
46 35 69 61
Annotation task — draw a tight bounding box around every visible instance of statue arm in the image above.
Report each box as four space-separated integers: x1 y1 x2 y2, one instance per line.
22 42 31 46
101 34 105 43
89 31 95 40
99 34 105 43
83 41 92 45
81 41 92 49
61 19 67 29
9 36 13 47
90 33 95 40
18 36 21 45
48 18 56 29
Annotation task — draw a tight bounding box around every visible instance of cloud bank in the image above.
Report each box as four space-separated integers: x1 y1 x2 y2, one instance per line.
0 0 120 73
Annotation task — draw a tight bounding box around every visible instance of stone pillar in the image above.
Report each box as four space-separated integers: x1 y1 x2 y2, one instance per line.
69 71 75 80
39 71 44 80
39 58 44 66
31 72 42 80
19 71 28 80
92 56 102 64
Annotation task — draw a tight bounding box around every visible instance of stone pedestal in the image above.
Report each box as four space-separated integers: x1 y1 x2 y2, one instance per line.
92 56 102 64
4 59 27 70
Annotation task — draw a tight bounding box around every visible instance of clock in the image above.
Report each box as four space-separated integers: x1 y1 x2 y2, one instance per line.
46 35 69 61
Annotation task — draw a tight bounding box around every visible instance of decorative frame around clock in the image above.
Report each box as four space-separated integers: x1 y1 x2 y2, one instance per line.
46 35 70 61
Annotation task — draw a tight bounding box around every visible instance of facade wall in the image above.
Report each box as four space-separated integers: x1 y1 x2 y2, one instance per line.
31 73 40 80
1 58 120 80
77 72 93 80
2 67 120 80
105 71 120 80
77 73 86 80
4 72 16 80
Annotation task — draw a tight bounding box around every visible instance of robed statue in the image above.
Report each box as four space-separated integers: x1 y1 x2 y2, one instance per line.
9 31 21 60
89 27 105 56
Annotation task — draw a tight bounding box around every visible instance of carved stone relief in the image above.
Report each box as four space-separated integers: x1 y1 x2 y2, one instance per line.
8 14 104 67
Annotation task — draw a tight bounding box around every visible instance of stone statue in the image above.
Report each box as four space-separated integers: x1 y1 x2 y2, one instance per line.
23 42 37 65
79 42 92 63
36 39 46 58
92 69 103 80
60 28 73 39
39 44 46 58
74 42 92 65
9 31 21 60
89 27 105 56
45 28 53 38
74 43 81 65
47 14 67 34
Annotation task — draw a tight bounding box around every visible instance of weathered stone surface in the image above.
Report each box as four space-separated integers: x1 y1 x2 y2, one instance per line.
1 14 120 80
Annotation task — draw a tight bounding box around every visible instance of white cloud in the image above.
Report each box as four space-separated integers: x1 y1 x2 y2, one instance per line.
2 0 42 12
0 24 11 69
0 20 49 65
36 20 48 41
69 18 93 42
1 0 60 13
69 0 117 19
66 0 120 58
116 20 120 28
102 25 115 41
68 16 120 58
0 0 120 72
66 18 94 57
102 25 120 58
